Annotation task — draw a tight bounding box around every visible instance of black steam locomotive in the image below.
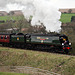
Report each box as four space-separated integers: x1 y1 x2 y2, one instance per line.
0 33 72 54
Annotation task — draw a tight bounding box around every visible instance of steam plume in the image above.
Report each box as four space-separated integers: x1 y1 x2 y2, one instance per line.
0 0 61 32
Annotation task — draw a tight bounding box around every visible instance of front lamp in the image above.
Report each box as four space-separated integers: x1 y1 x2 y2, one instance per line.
62 43 64 45
69 43 71 45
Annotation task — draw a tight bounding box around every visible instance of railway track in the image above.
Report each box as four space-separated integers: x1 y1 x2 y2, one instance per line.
0 45 74 56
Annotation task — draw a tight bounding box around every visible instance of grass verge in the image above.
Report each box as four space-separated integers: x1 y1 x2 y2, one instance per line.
0 47 75 75
0 72 29 75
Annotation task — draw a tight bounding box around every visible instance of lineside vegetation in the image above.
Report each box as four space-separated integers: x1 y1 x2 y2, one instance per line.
0 47 75 75
0 72 29 75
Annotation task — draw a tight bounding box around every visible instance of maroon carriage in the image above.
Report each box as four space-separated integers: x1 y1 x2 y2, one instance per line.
0 33 15 46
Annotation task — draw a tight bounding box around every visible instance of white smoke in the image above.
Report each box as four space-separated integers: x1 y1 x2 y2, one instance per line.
0 0 61 32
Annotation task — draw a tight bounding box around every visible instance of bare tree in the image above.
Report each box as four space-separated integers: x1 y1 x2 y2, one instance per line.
27 24 47 33
15 16 31 33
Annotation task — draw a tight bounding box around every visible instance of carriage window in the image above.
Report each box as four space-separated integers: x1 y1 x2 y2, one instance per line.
1 36 3 39
5 36 7 39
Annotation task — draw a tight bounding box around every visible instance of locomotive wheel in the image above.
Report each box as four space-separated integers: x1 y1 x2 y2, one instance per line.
2 43 4 46
21 45 25 49
64 49 69 54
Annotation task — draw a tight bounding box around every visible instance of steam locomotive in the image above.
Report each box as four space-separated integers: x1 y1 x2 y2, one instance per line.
0 33 72 54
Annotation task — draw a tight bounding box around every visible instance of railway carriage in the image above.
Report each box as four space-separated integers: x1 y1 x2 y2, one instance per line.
0 33 11 46
0 33 15 46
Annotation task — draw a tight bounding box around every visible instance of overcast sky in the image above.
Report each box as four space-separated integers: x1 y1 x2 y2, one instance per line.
52 0 75 8
0 0 75 11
